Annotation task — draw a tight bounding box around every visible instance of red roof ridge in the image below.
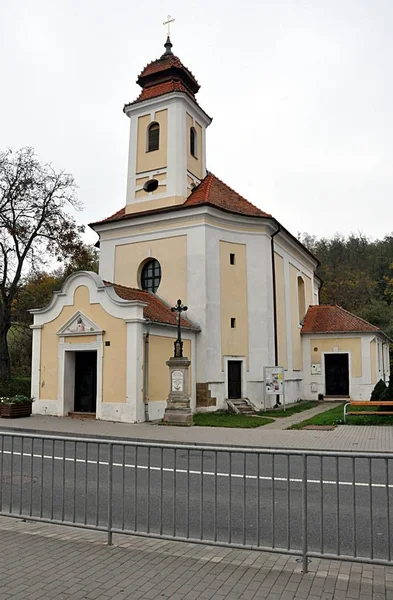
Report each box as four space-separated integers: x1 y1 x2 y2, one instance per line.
209 172 271 217
203 172 214 201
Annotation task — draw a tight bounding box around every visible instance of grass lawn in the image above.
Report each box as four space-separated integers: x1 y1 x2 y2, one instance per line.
193 413 275 428
290 403 393 429
261 400 319 418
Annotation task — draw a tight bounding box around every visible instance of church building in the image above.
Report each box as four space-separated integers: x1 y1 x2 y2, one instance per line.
30 36 390 422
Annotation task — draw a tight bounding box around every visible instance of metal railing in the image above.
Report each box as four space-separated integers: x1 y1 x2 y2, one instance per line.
0 431 392 573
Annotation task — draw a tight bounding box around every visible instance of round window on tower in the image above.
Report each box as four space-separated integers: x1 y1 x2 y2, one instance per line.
143 178 159 193
140 259 162 293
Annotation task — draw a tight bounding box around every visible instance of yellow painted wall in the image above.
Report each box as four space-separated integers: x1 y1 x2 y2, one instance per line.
220 241 249 366
289 264 303 370
39 285 127 403
186 113 203 179
274 253 287 368
370 339 377 384
125 195 185 214
115 235 187 305
147 335 191 401
310 337 362 378
136 110 168 174
66 335 97 344
135 185 167 199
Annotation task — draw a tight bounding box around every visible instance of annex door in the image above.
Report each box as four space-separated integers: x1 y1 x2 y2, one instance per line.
228 361 242 399
324 353 349 396
74 351 97 412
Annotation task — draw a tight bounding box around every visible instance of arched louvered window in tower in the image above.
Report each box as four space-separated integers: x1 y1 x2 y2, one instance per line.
147 122 160 152
298 276 306 324
190 127 197 157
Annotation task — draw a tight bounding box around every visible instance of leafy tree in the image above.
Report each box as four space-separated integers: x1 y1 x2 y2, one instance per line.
0 147 83 383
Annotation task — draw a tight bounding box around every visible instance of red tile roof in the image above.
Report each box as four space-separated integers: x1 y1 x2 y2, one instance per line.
302 305 381 334
183 173 271 217
132 80 195 104
137 54 199 91
104 281 199 330
125 48 201 108
91 173 270 227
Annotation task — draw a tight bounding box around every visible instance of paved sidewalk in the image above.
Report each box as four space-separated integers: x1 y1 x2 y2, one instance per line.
1 411 393 452
0 516 391 600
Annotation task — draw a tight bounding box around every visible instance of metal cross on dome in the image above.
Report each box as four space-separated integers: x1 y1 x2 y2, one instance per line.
163 15 175 36
171 299 188 358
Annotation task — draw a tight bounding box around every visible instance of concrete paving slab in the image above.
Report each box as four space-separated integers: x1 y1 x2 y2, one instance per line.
0 516 392 599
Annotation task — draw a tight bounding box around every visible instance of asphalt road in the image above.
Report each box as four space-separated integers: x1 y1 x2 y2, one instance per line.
0 436 392 562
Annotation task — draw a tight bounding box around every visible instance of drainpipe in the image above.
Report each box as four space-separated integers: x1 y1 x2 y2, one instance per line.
271 223 281 407
144 319 152 422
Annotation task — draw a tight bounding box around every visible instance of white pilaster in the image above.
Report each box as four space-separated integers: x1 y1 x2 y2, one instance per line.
125 319 145 422
30 325 42 403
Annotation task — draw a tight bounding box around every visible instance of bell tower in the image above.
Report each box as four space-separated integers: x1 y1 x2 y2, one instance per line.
123 35 212 214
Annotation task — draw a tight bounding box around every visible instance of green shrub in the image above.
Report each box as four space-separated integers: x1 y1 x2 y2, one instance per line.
381 375 393 402
0 377 31 398
370 379 388 400
0 395 31 405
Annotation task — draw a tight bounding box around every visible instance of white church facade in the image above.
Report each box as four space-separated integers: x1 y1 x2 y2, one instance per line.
30 37 390 422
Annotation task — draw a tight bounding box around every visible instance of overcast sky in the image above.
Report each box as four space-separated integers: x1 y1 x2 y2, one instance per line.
1 0 392 244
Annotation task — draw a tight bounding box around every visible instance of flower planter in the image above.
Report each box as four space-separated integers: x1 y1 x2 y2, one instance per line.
0 401 32 418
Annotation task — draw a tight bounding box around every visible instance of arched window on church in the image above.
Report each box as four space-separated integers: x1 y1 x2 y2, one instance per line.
141 259 161 293
297 276 306 324
190 127 197 158
147 122 160 152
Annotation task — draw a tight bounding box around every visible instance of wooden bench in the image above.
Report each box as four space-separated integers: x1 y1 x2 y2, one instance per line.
344 401 393 423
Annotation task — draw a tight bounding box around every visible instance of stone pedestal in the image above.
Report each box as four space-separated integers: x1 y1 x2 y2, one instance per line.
162 357 193 426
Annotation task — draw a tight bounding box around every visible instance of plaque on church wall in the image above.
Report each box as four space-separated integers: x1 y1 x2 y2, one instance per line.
171 370 184 392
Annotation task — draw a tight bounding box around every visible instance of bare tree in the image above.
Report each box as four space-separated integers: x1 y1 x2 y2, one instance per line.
0 147 84 382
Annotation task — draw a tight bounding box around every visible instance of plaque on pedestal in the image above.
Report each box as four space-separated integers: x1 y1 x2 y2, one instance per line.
162 356 193 426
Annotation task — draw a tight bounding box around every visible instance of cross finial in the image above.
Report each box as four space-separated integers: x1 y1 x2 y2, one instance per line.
171 299 188 358
163 14 175 36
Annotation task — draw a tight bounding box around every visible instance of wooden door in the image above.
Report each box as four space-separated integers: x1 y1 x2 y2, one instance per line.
74 351 97 412
228 361 242 399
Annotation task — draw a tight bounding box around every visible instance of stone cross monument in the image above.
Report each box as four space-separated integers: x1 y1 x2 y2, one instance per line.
162 299 193 426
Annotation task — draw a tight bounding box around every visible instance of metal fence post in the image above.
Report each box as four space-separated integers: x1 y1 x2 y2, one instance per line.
302 453 308 573
108 443 113 546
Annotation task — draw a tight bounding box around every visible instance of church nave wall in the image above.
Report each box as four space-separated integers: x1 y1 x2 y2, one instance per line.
114 234 187 305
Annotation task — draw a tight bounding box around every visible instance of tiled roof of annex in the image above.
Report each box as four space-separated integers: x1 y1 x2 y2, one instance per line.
91 173 271 227
104 281 199 330
301 304 381 335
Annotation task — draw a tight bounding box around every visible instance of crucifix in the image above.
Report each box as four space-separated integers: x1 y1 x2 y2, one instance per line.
171 298 188 358
163 15 175 36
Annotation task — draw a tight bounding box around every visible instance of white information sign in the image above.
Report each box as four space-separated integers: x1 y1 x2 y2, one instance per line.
171 370 184 392
264 366 285 411
264 366 284 395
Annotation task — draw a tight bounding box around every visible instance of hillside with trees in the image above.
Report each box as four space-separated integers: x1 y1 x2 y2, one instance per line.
301 233 393 341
